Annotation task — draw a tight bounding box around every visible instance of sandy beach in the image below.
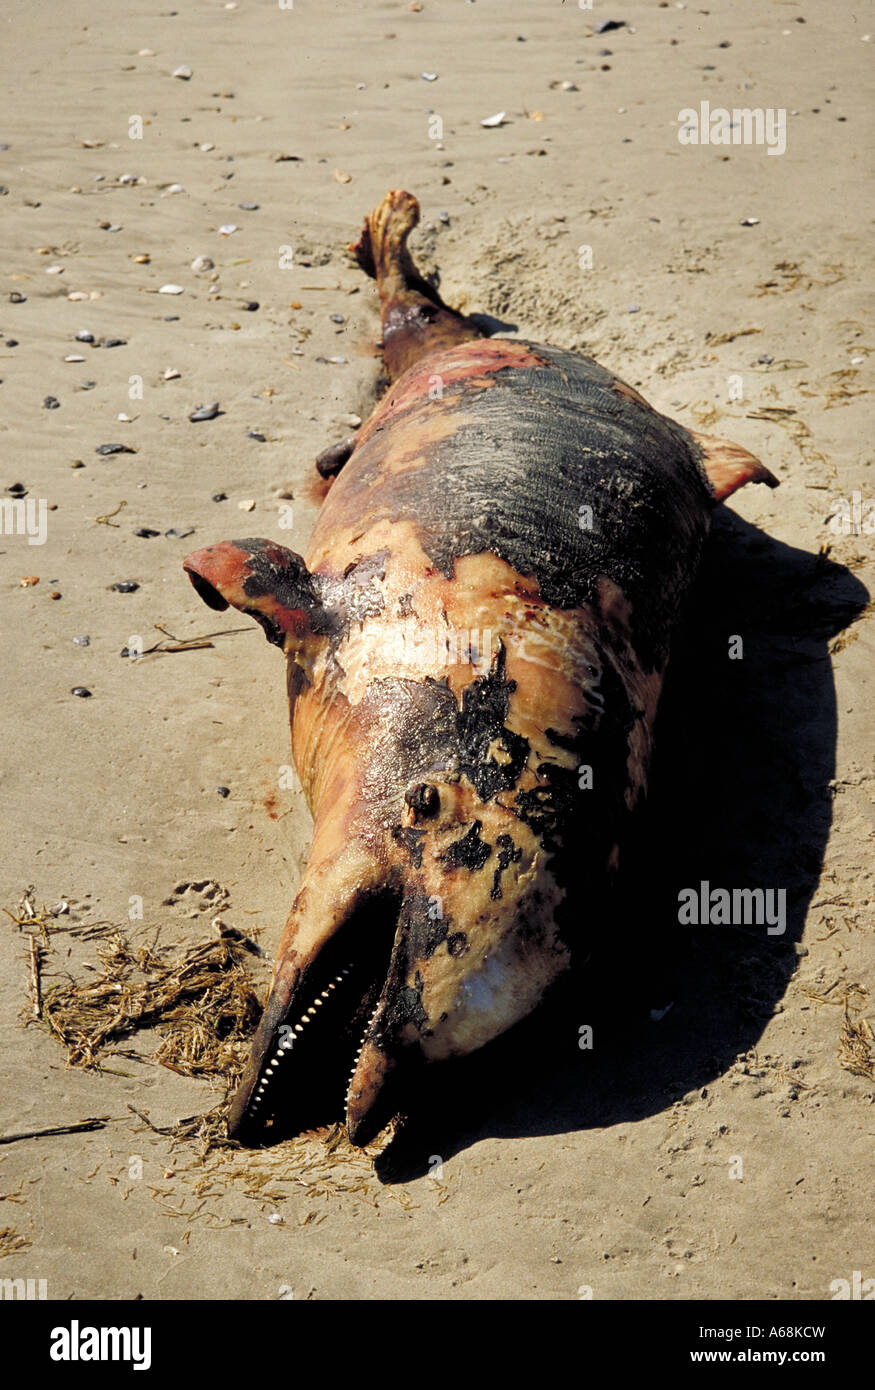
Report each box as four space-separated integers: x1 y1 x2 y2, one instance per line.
0 0 872 1301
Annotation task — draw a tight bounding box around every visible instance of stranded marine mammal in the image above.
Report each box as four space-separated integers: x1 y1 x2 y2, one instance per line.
183 190 778 1146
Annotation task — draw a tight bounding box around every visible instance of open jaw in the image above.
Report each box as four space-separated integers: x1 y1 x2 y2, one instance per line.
227 887 402 1147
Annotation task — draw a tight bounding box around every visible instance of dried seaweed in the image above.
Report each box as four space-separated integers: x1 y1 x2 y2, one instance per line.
4 893 262 1085
40 930 261 1077
838 1008 874 1082
0 1226 31 1258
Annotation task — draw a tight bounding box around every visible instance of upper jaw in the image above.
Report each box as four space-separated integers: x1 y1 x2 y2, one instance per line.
225 851 404 1146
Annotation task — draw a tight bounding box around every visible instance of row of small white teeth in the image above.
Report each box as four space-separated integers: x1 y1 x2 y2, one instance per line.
345 1001 383 1108
247 966 352 1116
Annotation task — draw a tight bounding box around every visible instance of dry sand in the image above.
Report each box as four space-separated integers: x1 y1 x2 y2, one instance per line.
0 0 872 1300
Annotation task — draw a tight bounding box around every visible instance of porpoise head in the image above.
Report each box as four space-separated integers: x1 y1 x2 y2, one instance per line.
183 540 590 1146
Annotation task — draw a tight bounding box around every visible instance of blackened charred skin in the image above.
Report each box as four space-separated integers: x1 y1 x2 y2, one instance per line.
358 676 459 820
391 824 426 868
509 653 638 952
491 833 523 900
357 647 531 826
385 983 429 1033
336 550 389 626
404 892 449 960
222 538 338 646
546 726 585 755
316 343 713 671
316 550 389 652
457 645 530 800
405 782 440 818
439 820 492 872
514 766 583 855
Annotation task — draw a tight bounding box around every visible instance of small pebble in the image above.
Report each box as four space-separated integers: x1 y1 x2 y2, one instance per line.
73 636 90 646
438 211 449 224
117 413 134 423
481 111 508 127
238 201 259 210
159 283 185 295
189 402 220 421
165 527 195 539
218 224 237 236
163 368 181 380
71 687 92 698
172 64 192 80
247 430 266 442
212 491 228 502
329 313 345 324
242 300 259 311
100 337 127 348
6 339 18 347
64 354 86 363
44 396 61 409
740 217 760 226
238 499 256 511
75 330 95 343
216 786 230 798
7 482 27 495
9 291 26 303
133 254 151 264
110 581 139 592
134 527 160 538
191 256 214 271
421 72 438 81
96 443 136 455
595 19 625 32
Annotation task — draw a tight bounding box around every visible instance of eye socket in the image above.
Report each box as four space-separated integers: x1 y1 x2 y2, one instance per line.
405 783 440 818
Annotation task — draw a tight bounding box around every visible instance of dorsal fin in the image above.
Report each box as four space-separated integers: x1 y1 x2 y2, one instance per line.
688 429 780 502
